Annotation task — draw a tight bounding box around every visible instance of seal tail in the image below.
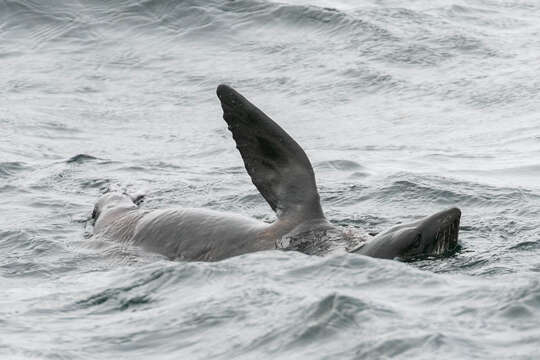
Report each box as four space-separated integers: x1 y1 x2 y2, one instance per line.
216 84 324 221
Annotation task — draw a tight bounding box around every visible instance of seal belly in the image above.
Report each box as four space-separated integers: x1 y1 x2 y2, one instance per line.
131 208 270 261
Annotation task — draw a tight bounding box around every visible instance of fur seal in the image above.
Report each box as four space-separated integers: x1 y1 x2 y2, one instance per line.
91 85 461 261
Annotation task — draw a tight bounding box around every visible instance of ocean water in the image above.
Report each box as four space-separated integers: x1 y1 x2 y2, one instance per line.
1 0 540 358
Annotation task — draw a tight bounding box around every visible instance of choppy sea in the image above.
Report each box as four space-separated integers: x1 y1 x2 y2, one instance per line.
1 0 540 358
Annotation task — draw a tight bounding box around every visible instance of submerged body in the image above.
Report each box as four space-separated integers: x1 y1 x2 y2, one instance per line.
92 85 461 261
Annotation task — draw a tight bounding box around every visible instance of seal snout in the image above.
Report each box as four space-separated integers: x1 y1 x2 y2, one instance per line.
432 207 461 255
446 207 461 219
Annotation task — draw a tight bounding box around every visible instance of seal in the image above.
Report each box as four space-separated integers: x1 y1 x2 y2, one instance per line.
91 85 461 261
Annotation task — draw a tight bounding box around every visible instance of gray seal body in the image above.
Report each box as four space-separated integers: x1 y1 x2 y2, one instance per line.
91 85 461 261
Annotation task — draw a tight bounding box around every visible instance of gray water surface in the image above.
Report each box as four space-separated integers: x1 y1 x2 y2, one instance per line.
1 0 540 359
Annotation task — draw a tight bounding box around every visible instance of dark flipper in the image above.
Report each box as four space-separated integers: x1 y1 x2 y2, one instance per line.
216 84 324 221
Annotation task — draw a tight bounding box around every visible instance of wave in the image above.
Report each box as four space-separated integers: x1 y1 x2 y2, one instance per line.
314 159 364 171
371 174 540 208
66 154 99 164
0 0 504 89
0 161 29 177
0 0 392 44
321 172 539 215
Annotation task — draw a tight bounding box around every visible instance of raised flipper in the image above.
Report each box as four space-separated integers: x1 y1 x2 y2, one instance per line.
216 84 324 221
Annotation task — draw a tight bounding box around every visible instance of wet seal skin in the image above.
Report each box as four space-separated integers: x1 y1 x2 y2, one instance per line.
91 85 461 262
